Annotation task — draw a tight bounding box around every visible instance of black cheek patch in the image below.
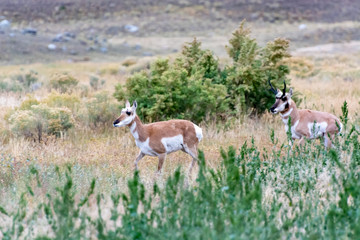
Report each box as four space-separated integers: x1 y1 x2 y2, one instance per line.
285 102 289 109
126 111 131 116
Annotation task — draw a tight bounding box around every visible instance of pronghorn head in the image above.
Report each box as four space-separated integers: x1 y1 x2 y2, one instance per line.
269 79 293 114
113 100 137 127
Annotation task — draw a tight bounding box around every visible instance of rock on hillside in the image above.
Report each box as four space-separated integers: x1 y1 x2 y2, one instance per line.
0 0 359 23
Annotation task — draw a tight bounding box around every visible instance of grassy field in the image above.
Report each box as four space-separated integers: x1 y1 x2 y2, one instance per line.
0 1 360 238
0 41 359 238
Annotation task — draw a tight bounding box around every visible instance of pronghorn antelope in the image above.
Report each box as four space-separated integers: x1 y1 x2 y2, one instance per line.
269 79 342 148
113 100 203 173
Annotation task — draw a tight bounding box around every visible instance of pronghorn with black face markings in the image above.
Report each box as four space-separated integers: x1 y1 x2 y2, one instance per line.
113 100 203 173
269 79 342 148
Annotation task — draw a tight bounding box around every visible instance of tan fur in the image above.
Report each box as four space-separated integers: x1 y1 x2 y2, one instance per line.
271 91 341 148
283 103 340 137
113 101 202 173
129 116 199 154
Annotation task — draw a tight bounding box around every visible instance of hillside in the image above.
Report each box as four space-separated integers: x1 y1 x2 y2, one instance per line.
1 0 360 23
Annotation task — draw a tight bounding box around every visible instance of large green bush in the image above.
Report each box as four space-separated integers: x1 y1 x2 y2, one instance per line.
223 21 291 114
114 39 228 123
114 21 293 122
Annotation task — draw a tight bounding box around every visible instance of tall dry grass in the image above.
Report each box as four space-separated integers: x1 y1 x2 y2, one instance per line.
0 51 359 202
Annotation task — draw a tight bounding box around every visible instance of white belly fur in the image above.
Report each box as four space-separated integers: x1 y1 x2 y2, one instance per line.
193 123 203 142
135 138 157 156
161 135 184 153
308 122 328 139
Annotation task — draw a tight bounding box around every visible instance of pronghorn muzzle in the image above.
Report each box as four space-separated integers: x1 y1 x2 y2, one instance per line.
270 102 279 113
113 119 120 126
269 78 287 114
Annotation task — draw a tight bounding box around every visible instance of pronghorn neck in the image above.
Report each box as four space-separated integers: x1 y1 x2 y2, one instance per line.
128 115 147 141
280 100 299 125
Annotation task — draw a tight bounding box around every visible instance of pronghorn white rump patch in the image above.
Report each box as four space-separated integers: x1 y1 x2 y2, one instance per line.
135 137 157 156
161 135 184 153
308 122 328 139
338 122 343 135
193 124 203 142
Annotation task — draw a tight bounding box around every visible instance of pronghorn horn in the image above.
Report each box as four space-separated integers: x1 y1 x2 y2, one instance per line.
282 79 287 97
268 77 278 95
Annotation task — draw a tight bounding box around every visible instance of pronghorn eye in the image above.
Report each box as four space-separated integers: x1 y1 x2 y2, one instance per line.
281 97 287 101
126 111 131 116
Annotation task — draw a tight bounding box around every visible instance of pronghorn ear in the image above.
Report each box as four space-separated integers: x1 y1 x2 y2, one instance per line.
289 88 293 97
125 100 130 108
132 100 137 111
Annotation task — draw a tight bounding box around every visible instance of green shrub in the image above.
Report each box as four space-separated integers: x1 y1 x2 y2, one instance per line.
89 76 105 91
223 21 292 114
13 70 39 90
78 84 90 98
0 70 39 93
7 110 38 140
19 96 40 110
114 39 228 123
85 91 119 128
8 103 75 142
43 92 80 112
0 81 11 92
288 57 318 78
49 73 79 93
114 21 296 121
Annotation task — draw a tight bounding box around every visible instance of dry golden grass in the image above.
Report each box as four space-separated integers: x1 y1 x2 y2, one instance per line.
0 48 359 190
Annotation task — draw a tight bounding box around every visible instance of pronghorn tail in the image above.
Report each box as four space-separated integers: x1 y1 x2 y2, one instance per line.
194 124 203 142
338 122 343 135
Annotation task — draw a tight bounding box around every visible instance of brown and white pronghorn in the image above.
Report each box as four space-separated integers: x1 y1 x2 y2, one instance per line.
113 100 203 173
269 79 342 148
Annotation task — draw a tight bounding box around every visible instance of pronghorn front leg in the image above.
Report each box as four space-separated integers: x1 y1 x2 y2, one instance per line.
157 153 167 173
134 151 145 170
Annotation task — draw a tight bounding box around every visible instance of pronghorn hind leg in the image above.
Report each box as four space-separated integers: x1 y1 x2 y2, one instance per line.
134 151 145 170
186 145 199 175
157 153 166 173
324 134 333 149
298 137 305 147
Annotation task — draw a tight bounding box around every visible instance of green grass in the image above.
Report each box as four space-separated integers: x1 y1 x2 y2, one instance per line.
0 103 359 239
